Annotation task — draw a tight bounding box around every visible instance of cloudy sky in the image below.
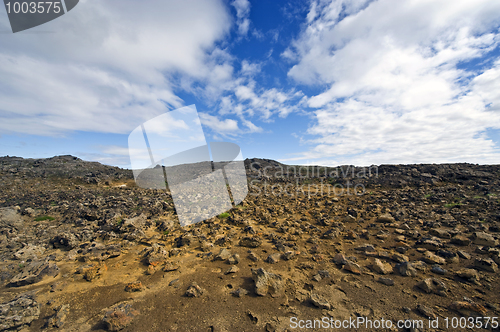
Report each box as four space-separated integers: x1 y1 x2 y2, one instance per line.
1 0 500 167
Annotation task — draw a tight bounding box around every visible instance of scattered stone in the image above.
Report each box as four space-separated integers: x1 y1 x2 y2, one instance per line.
474 258 498 273
163 261 180 272
451 235 471 246
457 250 471 260
376 213 395 223
343 260 362 275
423 251 446 265
239 237 262 248
0 292 40 331
266 253 281 264
248 252 259 262
377 277 394 286
225 265 239 274
125 282 144 292
333 253 348 265
395 262 417 277
252 268 284 297
310 292 331 309
455 268 480 284
473 232 498 246
8 261 59 287
231 288 249 297
416 278 447 296
79 262 107 281
185 282 204 297
227 254 240 265
145 243 168 266
102 303 139 331
372 259 393 275
214 248 231 261
282 251 296 260
450 301 488 316
416 304 437 319
45 304 70 328
431 265 447 275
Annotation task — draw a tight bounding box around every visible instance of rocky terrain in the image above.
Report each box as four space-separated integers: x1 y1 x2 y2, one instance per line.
0 155 499 331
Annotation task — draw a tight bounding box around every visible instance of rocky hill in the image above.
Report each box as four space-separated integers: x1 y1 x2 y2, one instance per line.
0 155 499 331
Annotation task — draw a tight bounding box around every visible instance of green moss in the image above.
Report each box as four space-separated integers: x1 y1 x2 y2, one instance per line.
34 215 55 221
218 212 230 219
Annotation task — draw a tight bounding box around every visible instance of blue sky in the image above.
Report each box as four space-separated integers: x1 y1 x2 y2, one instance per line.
1 0 500 168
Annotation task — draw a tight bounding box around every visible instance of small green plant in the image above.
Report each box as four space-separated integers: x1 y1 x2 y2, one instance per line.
18 263 24 268
424 194 433 198
49 202 57 206
218 212 230 219
116 218 123 226
163 230 169 235
34 215 55 221
444 202 461 208
473 196 482 199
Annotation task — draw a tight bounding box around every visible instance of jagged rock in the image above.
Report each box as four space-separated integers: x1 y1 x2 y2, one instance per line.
0 292 40 331
45 304 70 328
429 228 451 239
185 282 204 297
282 251 296 260
77 262 107 281
102 303 139 331
416 304 436 319
231 288 249 297
333 253 348 265
266 253 280 264
473 232 498 246
227 254 240 265
248 252 259 262
145 243 168 266
225 265 239 274
239 237 262 248
310 293 330 309
431 265 447 275
163 261 180 272
343 260 362 275
474 258 498 272
214 248 231 261
13 244 45 261
252 268 283 297
450 301 488 316
50 233 78 249
455 268 480 284
395 262 417 277
377 277 394 286
125 282 144 292
423 251 446 265
417 278 447 296
0 207 23 231
372 259 393 275
376 213 395 223
451 235 471 246
8 261 59 287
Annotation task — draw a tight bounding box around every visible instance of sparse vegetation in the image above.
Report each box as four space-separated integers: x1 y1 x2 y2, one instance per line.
218 212 230 219
34 215 55 221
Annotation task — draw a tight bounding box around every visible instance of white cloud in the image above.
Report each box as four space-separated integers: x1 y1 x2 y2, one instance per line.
0 0 232 135
199 113 240 134
231 0 251 36
285 0 500 165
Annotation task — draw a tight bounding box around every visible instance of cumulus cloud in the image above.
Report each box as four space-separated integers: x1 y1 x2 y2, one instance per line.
286 0 500 165
231 0 251 36
0 0 231 135
199 113 240 135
